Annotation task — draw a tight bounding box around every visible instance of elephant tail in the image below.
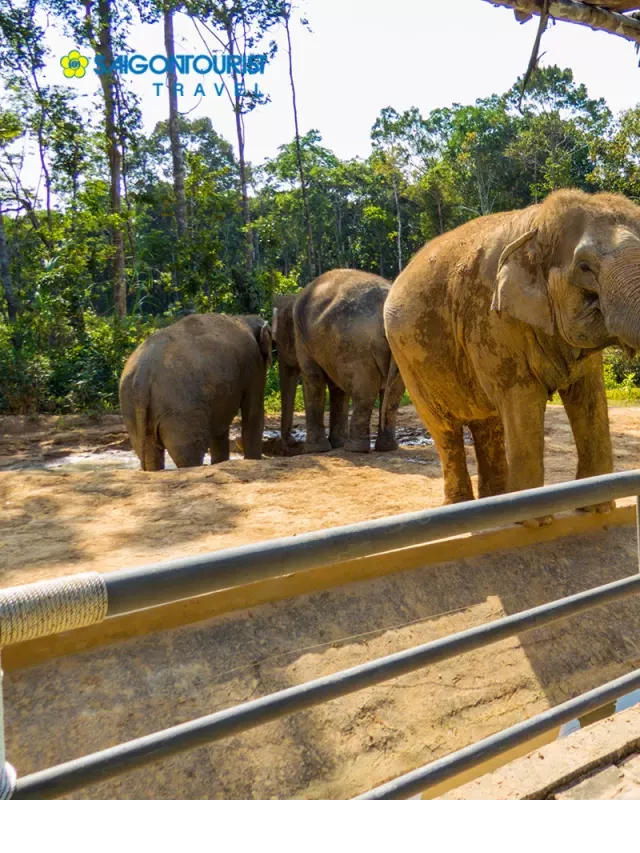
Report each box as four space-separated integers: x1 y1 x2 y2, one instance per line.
380 354 405 433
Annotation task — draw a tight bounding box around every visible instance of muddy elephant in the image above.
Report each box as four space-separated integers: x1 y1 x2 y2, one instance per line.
384 189 640 523
119 313 272 470
272 269 405 454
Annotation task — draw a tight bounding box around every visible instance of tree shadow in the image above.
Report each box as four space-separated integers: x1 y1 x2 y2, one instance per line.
0 467 242 580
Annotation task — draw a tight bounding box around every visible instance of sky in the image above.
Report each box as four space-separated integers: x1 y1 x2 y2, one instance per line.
35 0 640 169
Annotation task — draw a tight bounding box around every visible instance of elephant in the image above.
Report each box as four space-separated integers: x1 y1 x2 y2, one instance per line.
384 189 640 524
272 269 405 454
119 313 272 470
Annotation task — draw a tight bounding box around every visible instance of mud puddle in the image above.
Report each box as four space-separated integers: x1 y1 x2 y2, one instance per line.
44 450 244 472
3 424 439 472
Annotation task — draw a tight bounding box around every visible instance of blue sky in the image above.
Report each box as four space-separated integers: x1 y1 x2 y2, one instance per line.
39 0 640 167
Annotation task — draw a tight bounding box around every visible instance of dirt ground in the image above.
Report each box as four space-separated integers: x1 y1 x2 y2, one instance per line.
4 405 640 799
2 404 640 588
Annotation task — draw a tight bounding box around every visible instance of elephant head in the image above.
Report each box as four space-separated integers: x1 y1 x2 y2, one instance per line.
491 190 640 355
272 293 300 447
241 315 273 367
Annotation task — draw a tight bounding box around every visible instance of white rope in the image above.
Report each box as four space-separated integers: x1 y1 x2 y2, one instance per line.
0 572 108 648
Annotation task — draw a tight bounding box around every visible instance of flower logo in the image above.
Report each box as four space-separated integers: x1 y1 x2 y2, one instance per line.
61 50 89 79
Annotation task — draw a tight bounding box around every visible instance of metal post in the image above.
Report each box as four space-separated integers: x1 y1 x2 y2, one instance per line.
0 655 16 799
636 496 640 573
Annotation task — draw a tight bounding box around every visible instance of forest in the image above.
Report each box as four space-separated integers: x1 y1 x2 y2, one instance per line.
1 0 640 415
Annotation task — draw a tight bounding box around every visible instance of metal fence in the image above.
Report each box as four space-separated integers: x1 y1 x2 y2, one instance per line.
2 470 640 800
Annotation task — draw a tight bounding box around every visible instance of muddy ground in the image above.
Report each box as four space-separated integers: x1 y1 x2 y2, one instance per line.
2 405 640 588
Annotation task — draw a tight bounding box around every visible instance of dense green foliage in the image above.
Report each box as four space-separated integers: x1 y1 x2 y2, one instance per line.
1 1 640 414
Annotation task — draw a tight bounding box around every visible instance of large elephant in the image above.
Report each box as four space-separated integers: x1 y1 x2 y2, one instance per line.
120 313 272 470
273 269 405 453
384 189 640 523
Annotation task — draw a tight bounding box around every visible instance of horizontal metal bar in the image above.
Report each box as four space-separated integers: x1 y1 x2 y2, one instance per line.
105 471 640 616
13 570 640 799
356 667 640 800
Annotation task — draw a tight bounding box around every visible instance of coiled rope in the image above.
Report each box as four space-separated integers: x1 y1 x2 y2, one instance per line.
0 572 108 799
0 572 108 648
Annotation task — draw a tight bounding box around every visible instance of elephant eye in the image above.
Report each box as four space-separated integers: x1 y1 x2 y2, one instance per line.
578 261 592 273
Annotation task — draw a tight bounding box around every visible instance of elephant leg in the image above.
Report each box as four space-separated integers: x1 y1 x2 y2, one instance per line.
210 430 230 464
498 387 551 527
559 360 614 514
469 416 507 499
300 356 331 453
142 437 165 472
429 420 475 504
240 394 264 460
328 383 349 449
397 366 473 503
345 386 377 453
375 363 404 452
279 362 299 448
167 444 206 468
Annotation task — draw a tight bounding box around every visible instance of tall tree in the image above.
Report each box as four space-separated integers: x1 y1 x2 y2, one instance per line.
371 108 412 273
82 0 127 318
0 203 17 321
163 1 188 239
190 0 281 310
281 2 314 280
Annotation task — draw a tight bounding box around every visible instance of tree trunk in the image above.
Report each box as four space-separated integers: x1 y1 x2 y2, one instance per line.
392 171 402 273
0 206 18 321
225 20 253 278
164 2 187 240
284 11 315 281
36 109 52 235
91 0 126 318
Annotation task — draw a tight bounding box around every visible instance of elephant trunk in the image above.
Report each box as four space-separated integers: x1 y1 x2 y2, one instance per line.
279 362 299 447
601 245 640 352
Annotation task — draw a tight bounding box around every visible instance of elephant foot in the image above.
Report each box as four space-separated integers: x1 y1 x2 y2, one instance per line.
375 434 399 452
577 500 616 515
443 491 475 505
518 515 554 529
329 435 346 449
304 437 332 454
345 437 371 453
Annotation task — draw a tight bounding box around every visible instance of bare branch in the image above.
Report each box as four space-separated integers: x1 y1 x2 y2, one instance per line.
518 0 549 112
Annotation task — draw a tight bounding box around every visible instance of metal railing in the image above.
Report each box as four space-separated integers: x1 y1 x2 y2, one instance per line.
2 470 640 800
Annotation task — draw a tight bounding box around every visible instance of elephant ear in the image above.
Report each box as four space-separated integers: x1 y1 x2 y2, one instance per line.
258 322 273 367
491 228 554 336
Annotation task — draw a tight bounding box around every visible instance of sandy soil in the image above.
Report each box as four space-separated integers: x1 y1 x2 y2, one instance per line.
2 405 640 588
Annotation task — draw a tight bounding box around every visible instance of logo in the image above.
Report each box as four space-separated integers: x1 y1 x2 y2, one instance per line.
94 52 267 77
60 49 89 79
56 49 268 100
